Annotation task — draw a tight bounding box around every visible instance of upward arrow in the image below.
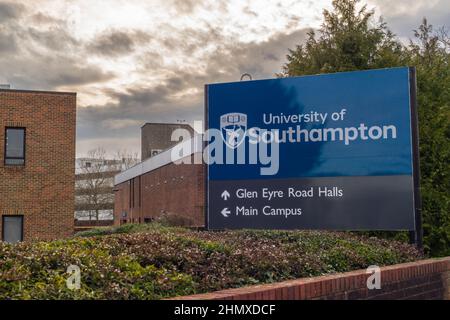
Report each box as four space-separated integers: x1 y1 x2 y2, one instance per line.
221 190 231 200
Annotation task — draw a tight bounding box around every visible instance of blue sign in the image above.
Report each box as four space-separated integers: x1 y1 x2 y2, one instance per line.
205 67 419 231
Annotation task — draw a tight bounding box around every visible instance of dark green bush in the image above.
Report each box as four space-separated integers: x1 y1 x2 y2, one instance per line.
154 211 195 227
0 225 423 300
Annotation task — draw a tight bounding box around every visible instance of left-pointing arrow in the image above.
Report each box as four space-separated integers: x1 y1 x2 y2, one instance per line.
221 208 231 218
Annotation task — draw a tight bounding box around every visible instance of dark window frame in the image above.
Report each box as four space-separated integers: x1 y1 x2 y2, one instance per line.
129 179 134 208
138 176 141 207
4 127 26 166
2 215 24 242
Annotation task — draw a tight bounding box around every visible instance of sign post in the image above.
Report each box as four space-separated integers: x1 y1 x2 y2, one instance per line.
408 67 423 249
205 67 421 244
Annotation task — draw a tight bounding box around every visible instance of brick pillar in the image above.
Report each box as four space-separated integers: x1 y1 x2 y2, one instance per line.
442 271 450 300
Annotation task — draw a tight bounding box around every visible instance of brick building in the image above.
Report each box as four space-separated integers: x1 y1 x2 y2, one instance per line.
114 137 205 226
0 88 76 242
141 123 194 161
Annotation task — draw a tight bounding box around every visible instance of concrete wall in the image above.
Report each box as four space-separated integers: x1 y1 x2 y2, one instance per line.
0 89 76 241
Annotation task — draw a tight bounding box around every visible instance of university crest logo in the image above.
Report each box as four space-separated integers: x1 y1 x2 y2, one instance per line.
220 112 247 149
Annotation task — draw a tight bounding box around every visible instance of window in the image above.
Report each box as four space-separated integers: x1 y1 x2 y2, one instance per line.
138 176 141 207
2 216 24 243
144 217 152 223
5 127 25 165
129 179 134 208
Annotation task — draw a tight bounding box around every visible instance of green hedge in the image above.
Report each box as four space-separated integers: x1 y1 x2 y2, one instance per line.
0 225 423 299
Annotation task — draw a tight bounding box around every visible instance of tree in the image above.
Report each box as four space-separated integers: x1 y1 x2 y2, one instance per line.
407 19 450 256
281 0 450 256
114 149 139 170
75 148 139 221
280 0 404 76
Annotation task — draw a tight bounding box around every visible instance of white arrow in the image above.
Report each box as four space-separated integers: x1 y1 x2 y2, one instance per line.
221 190 231 200
221 208 231 218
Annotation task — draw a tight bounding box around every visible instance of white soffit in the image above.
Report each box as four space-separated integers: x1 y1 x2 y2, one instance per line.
114 136 202 185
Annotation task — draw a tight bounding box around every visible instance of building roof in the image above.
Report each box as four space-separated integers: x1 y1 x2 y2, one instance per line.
114 135 202 185
140 122 193 128
0 88 76 95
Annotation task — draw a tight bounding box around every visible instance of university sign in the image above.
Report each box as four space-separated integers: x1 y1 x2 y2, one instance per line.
205 67 421 236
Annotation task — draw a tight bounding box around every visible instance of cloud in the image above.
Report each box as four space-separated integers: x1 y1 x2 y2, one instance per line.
76 27 310 152
0 2 24 22
0 3 115 89
76 137 141 157
78 84 180 128
0 53 115 89
243 6 258 17
368 0 450 38
87 30 150 57
167 0 224 14
2 0 446 156
27 27 79 51
101 119 143 130
169 0 201 14
0 0 318 154
0 2 25 53
29 12 66 25
0 32 17 53
201 28 310 81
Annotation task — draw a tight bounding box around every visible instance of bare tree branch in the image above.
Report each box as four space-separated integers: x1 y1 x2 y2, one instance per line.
75 148 139 221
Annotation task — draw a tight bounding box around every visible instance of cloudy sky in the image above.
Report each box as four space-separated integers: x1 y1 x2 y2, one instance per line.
0 0 448 157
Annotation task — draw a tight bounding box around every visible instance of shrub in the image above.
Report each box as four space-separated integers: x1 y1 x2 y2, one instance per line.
0 225 423 300
154 211 195 227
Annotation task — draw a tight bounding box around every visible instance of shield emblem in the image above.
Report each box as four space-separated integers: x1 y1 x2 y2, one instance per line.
220 113 247 149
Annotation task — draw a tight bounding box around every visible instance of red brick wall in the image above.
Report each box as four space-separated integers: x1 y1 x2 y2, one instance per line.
74 219 114 233
0 89 76 241
114 155 205 226
74 220 114 227
173 258 450 300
